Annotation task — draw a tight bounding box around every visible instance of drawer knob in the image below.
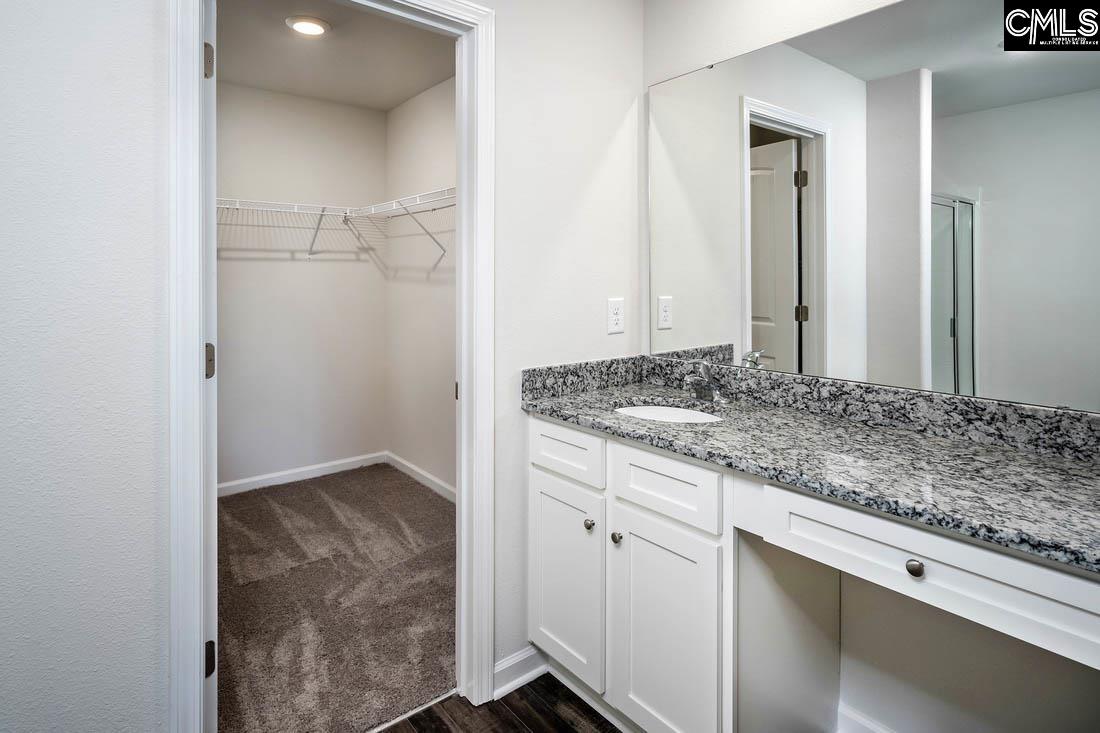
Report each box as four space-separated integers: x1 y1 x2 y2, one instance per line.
905 559 925 578
583 518 595 531
610 532 623 545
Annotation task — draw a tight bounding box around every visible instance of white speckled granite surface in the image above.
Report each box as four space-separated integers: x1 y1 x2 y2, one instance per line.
644 356 1100 461
522 381 1100 576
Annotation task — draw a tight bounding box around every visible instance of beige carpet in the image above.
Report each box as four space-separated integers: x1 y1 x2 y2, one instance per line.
217 464 456 732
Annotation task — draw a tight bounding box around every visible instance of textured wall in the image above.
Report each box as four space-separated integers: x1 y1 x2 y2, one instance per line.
0 2 169 730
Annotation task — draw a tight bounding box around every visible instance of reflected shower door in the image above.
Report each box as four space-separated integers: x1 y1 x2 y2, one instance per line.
955 201 975 395
931 202 956 393
931 195 976 396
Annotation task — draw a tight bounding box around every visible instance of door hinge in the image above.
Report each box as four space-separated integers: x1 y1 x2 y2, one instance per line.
794 170 808 188
455 382 459 401
949 316 956 339
794 304 809 322
205 640 216 677
204 42 215 79
205 342 216 379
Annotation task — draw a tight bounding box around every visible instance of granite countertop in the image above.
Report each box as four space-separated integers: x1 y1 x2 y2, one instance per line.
522 383 1100 577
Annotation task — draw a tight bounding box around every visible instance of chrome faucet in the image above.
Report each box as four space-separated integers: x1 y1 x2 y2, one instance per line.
740 348 766 369
683 360 728 404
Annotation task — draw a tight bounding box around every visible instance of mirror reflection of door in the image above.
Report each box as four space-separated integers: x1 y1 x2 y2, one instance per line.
750 137 798 372
931 195 976 396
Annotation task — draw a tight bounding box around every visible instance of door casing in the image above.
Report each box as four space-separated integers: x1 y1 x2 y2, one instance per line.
168 1 497 729
739 97 829 376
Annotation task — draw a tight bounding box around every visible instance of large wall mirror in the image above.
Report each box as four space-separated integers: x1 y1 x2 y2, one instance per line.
648 0 1100 412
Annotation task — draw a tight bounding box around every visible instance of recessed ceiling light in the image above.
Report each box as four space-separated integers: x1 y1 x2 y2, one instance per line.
286 16 330 36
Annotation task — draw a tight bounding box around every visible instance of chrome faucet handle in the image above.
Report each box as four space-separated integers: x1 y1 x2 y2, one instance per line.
682 371 709 400
740 348 766 369
683 372 707 386
685 359 727 403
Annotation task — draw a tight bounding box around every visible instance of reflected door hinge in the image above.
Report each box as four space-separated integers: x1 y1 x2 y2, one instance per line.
455 382 459 401
794 170 808 188
204 42 215 79
205 343 216 379
949 316 956 338
205 640 216 678
794 304 809 322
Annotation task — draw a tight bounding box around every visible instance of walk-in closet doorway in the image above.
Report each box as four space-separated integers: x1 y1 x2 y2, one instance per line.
168 1 495 731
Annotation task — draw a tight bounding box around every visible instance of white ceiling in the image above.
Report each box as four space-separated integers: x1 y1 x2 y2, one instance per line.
217 0 455 111
786 0 1100 117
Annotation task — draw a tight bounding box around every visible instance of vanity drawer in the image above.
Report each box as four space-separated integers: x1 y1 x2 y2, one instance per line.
608 442 722 533
529 418 606 489
756 485 1100 671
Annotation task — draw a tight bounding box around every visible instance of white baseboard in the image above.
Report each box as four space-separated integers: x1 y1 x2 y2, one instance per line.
217 452 388 496
386 452 456 503
548 662 641 733
493 644 548 699
838 703 898 733
217 451 456 500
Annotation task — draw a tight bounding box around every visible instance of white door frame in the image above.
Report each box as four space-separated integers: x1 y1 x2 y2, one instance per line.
740 97 829 375
168 1 497 729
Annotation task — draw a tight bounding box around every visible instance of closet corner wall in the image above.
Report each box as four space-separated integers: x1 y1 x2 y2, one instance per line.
216 77 457 494
384 77 458 491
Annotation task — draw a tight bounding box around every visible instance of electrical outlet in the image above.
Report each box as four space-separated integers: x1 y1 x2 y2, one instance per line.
657 296 673 330
607 297 625 334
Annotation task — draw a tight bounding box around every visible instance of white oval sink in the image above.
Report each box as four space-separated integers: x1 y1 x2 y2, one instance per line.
615 405 722 423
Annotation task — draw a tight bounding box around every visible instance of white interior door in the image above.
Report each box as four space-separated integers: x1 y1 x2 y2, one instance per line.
203 0 218 728
749 140 798 372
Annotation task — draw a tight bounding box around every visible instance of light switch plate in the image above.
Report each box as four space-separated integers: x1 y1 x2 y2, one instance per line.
607 297 625 334
657 296 673 330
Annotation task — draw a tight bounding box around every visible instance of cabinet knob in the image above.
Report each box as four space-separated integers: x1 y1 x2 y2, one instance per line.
611 532 623 545
905 559 925 578
583 518 595 531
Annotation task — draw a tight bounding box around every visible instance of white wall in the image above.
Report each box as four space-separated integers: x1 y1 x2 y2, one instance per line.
9 0 937 722
866 69 931 390
0 3 169 731
932 89 1100 412
486 0 645 663
649 43 869 380
648 68 743 354
839 575 1100 732
384 78 457 486
216 83 390 483
643 0 897 85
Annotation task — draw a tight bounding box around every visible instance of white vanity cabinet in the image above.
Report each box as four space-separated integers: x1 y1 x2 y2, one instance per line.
607 501 721 733
528 417 724 732
527 414 1100 733
527 465 606 692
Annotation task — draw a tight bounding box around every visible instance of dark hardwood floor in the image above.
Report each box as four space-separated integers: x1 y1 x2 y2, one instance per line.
381 673 616 732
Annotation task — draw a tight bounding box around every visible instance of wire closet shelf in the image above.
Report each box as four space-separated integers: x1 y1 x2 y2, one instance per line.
216 187 456 276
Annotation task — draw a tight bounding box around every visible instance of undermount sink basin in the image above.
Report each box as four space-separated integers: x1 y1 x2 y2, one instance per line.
615 405 722 423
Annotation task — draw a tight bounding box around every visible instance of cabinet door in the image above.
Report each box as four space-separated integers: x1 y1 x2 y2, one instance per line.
528 467 606 691
608 502 721 733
